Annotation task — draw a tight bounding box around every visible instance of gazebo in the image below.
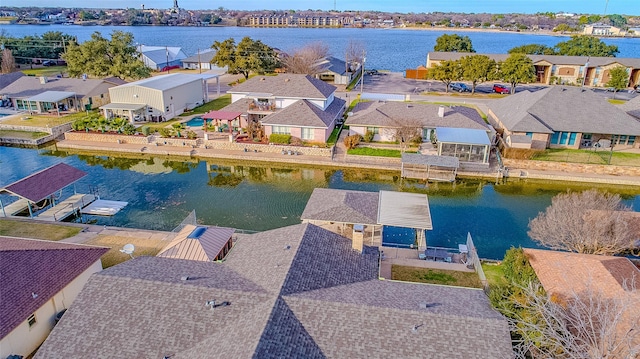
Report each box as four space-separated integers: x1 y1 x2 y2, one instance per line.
202 110 243 133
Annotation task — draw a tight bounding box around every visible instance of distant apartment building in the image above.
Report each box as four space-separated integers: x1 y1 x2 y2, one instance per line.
247 14 345 27
583 23 624 36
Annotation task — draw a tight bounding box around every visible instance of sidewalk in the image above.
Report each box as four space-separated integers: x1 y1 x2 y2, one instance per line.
60 223 176 245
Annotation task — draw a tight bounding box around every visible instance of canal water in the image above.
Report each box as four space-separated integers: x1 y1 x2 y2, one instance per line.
1 145 639 259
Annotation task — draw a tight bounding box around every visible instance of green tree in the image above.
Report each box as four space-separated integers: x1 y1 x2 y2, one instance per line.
606 66 630 97
427 59 461 93
459 55 496 94
433 34 475 53
498 53 536 94
508 44 556 55
607 14 627 28
211 37 279 79
554 35 619 57
63 31 150 80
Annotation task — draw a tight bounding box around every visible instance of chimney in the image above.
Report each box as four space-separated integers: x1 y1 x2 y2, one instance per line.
39 76 48 84
437 105 445 118
352 224 364 253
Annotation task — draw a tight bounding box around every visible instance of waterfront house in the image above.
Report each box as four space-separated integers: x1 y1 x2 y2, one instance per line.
101 73 216 122
0 237 108 359
35 223 512 358
524 248 640 351
223 74 346 143
139 45 187 71
427 52 640 88
181 49 226 72
487 86 640 150
345 101 492 164
0 76 122 114
583 23 624 36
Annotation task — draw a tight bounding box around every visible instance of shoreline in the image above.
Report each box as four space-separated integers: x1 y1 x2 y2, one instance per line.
52 139 640 187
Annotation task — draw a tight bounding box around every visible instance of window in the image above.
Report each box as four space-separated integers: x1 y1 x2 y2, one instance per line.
366 127 379 134
568 133 577 146
28 313 36 327
272 126 290 135
629 136 636 146
583 133 592 140
526 132 533 138
550 132 559 144
301 128 314 140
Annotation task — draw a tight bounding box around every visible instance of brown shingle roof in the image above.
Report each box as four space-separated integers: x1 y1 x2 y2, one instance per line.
36 224 511 358
0 163 87 203
345 102 488 131
229 74 336 99
0 237 108 339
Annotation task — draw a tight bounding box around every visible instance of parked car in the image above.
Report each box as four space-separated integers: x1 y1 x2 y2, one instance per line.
493 84 510 94
42 60 55 67
450 83 470 92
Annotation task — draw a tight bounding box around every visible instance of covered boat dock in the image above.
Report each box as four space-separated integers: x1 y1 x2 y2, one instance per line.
401 153 459 182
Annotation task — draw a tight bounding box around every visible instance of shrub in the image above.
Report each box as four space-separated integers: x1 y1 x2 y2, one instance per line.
502 147 542 160
141 126 151 136
72 119 85 131
186 130 197 139
344 134 362 150
122 123 136 135
363 130 375 142
158 128 173 138
270 133 291 144
289 136 303 146
409 135 423 145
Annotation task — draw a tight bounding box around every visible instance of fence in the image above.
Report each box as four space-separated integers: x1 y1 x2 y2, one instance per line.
173 210 197 233
467 232 487 289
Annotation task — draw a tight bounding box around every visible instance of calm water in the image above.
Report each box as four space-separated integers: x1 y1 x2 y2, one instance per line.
2 25 640 72
1 145 639 259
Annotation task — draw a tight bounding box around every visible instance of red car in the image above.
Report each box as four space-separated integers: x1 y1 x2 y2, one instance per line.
493 84 510 94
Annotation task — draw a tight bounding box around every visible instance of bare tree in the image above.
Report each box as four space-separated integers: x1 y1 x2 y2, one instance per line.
394 119 423 153
280 42 329 75
1 48 16 74
510 282 640 359
528 190 637 255
345 40 365 73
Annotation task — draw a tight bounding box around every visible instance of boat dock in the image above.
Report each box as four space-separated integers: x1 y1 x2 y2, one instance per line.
37 194 98 222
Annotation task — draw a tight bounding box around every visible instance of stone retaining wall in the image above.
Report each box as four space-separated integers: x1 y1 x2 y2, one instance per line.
0 123 71 137
203 140 333 157
503 158 640 177
155 137 199 147
64 131 151 144
0 136 53 146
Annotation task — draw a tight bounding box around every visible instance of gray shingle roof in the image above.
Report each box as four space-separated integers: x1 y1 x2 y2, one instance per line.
36 223 511 358
261 97 345 128
0 237 108 339
300 188 380 224
488 87 640 135
345 102 488 131
0 71 24 91
229 74 336 99
0 76 115 99
619 96 640 120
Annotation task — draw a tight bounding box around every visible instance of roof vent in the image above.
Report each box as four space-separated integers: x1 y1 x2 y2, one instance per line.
32 292 38 299
39 76 47 84
260 77 266 81
181 276 190 281
407 104 413 108
438 105 445 118
285 78 290 82
284 245 291 250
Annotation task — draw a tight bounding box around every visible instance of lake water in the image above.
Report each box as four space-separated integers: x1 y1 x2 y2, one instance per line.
1 145 639 260
2 25 640 72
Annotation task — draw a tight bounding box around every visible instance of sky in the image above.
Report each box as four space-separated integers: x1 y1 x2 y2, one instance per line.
1 0 638 15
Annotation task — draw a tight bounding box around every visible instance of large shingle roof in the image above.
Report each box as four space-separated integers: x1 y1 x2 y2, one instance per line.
261 97 345 128
488 87 640 135
300 188 380 224
619 96 640 120
0 71 24 91
345 101 488 131
0 163 87 203
0 237 108 339
0 76 114 99
229 74 336 99
36 223 511 358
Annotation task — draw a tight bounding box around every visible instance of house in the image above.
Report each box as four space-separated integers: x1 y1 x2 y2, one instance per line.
100 73 216 122
156 224 235 261
426 52 640 88
139 45 187 71
345 101 490 145
223 74 346 142
35 223 512 358
583 23 624 36
181 49 226 72
0 76 121 114
0 237 108 359
523 248 640 350
314 56 359 85
487 86 640 149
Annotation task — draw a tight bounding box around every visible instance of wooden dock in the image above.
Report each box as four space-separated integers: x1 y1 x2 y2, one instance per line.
37 194 97 222
0 198 30 217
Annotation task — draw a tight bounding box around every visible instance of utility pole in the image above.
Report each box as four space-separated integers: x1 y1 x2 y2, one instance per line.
166 46 169 73
360 50 366 94
197 48 201 74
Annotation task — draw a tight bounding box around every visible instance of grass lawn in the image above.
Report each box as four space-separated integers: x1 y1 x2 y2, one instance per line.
21 66 67 77
327 127 341 144
0 219 81 241
348 147 417 158
0 130 49 139
180 94 231 116
608 99 626 105
84 234 167 268
2 111 92 128
481 262 507 287
532 148 640 167
391 265 483 288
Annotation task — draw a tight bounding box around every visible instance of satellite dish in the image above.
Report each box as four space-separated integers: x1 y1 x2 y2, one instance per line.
347 112 353 116
120 244 135 258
